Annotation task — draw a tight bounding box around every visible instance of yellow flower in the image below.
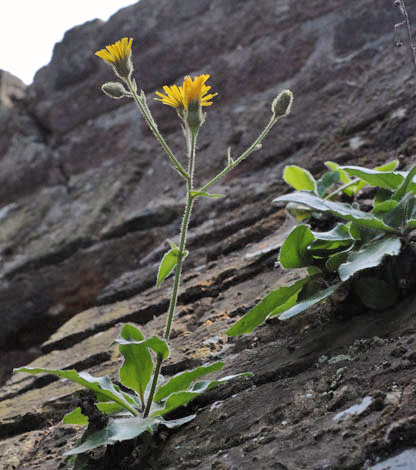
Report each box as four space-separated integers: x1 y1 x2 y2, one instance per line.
95 37 133 79
155 84 185 109
155 74 218 110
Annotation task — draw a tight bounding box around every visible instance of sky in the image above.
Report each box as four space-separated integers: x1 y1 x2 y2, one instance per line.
1 1 137 85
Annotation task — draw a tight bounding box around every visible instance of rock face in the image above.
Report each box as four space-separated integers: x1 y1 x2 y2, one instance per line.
0 71 26 108
2 0 416 468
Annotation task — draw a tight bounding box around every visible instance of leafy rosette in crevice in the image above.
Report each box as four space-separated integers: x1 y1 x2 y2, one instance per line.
15 323 251 456
228 162 416 336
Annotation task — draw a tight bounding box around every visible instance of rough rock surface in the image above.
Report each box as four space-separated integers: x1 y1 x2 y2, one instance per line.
1 0 416 468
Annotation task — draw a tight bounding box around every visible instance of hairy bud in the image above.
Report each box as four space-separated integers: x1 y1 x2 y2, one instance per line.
101 82 127 99
272 90 294 117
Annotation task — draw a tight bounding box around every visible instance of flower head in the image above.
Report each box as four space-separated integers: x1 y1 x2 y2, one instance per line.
182 74 218 109
155 74 217 111
155 84 185 110
95 37 133 80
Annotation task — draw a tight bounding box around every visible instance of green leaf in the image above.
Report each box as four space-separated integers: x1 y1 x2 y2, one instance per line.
63 407 89 426
372 200 398 215
154 362 224 402
283 165 317 192
338 237 401 281
192 372 252 392
338 166 403 191
115 334 170 360
382 193 416 232
316 171 340 197
117 324 154 406
157 248 179 288
168 239 179 250
309 223 354 253
14 367 138 416
314 224 353 244
63 402 129 426
65 415 162 455
309 240 353 255
285 202 313 221
375 160 399 172
325 249 352 272
162 415 196 428
279 225 315 268
325 162 350 184
349 179 367 196
153 391 199 416
153 373 252 417
324 161 355 196
353 277 398 310
392 164 416 201
274 191 399 233
226 277 310 336
66 427 111 455
344 161 400 196
190 190 225 199
279 284 341 320
374 188 394 206
348 222 383 244
97 402 130 415
307 266 322 276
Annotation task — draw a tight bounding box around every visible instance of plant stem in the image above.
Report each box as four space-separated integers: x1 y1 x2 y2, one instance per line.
199 114 279 193
397 0 416 76
126 78 190 181
143 130 197 418
324 178 360 200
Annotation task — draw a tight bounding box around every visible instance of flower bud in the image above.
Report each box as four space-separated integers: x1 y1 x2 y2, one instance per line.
101 82 127 99
272 90 294 117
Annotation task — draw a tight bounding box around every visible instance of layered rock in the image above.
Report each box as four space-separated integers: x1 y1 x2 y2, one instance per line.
1 0 416 468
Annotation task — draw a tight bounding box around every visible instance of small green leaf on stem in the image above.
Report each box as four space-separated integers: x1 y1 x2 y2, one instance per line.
157 247 181 288
190 190 225 199
227 147 234 166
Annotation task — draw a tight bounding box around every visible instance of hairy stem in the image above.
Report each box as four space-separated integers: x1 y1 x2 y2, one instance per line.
199 114 280 193
143 130 197 418
126 78 190 181
400 0 416 74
